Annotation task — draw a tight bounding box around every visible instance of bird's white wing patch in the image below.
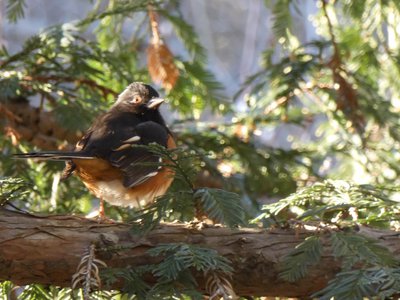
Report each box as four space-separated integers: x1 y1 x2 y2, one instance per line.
113 136 141 151
123 136 141 143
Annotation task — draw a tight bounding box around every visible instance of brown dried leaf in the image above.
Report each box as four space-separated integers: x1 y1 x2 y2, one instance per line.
147 41 179 92
71 243 106 298
206 272 238 300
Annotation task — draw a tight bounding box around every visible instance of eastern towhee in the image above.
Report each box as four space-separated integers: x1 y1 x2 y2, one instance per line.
15 82 176 214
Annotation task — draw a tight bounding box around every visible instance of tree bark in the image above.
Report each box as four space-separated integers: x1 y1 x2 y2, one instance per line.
0 208 399 297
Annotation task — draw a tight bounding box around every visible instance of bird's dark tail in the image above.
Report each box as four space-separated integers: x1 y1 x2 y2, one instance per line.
13 151 94 160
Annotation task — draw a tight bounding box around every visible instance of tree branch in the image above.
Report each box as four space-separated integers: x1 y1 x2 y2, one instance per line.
0 208 399 297
1 100 80 149
322 0 365 133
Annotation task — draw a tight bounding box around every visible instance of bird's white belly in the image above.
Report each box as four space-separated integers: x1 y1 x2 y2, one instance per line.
95 180 154 207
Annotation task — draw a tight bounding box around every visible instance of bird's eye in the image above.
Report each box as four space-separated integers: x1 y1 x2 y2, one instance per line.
129 95 142 104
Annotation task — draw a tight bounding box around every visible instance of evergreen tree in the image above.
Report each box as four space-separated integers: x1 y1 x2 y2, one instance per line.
2 0 400 299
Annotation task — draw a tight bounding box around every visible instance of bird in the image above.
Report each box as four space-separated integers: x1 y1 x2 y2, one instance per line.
14 82 176 217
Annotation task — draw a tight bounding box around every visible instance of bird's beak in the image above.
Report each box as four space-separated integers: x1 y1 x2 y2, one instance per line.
147 97 165 109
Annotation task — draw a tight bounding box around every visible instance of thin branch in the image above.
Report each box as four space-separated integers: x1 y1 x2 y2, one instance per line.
321 0 365 134
22 75 118 98
322 0 340 67
148 5 161 44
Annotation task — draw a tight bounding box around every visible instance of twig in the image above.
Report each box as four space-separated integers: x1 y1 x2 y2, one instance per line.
322 0 340 68
321 0 364 134
148 5 161 44
23 75 118 98
72 243 107 299
0 104 23 122
206 272 238 300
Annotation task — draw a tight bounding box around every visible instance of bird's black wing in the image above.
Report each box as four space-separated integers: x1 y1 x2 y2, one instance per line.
108 121 169 188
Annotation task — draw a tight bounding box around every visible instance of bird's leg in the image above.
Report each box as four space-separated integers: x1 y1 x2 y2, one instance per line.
99 198 105 219
94 198 115 224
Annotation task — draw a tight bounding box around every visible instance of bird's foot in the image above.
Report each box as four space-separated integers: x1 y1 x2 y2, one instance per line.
85 210 116 224
188 217 216 230
96 201 116 224
95 214 116 224
86 199 116 224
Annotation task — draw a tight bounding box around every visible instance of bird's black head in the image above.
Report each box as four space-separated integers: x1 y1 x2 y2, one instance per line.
114 82 165 113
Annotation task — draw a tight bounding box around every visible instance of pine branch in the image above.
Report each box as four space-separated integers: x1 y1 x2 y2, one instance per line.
330 232 398 269
194 188 246 227
322 0 365 134
159 11 207 61
78 1 150 27
0 177 30 206
22 75 118 98
280 236 323 282
72 243 107 299
314 267 400 300
205 272 238 300
257 180 400 228
126 144 245 228
5 0 26 23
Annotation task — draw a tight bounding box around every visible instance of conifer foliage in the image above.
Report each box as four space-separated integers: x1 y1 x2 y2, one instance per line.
2 0 400 299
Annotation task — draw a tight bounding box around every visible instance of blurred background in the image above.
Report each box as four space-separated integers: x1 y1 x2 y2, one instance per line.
0 0 317 97
2 0 400 299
